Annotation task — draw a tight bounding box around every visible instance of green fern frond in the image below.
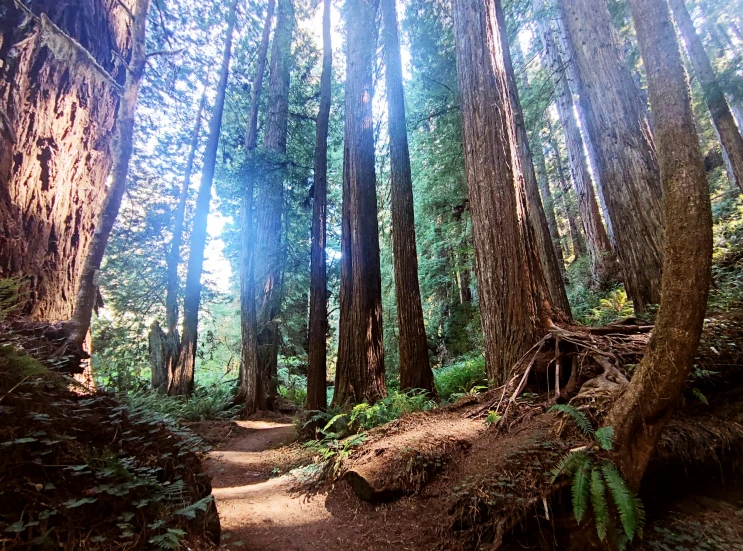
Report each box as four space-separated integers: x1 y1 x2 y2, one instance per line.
692 387 709 405
550 450 588 483
602 461 642 541
323 413 348 431
633 495 646 538
590 468 609 540
594 426 614 451
571 457 592 523
548 404 594 435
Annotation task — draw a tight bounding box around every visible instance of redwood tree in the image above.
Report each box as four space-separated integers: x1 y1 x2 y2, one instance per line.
170 1 238 396
333 0 387 405
668 0 743 194
254 0 295 409
451 0 552 384
0 0 130 321
307 0 332 412
559 0 664 312
381 0 436 394
606 0 713 491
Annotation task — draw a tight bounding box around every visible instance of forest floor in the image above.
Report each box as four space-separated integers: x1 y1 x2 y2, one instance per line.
196 413 743 551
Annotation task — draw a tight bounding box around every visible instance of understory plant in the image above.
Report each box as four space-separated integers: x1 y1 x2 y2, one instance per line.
549 404 645 548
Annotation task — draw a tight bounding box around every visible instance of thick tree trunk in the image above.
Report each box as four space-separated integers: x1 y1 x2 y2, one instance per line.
307 0 332 412
669 0 743 194
558 0 664 312
536 2 614 282
254 0 294 410
533 146 567 279
333 0 387 406
607 0 712 491
381 0 436 394
497 1 571 317
451 0 552 384
0 0 130 322
67 0 152 345
169 1 237 396
238 0 275 415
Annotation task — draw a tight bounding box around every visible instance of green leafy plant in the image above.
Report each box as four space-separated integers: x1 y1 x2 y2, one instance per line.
549 404 645 547
589 289 635 326
434 356 488 403
0 277 23 322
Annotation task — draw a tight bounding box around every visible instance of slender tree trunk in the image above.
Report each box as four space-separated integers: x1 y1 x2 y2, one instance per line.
451 0 553 384
67 0 152 345
149 87 208 391
307 0 332 412
669 0 743 194
254 0 295 409
533 145 567 279
333 0 387 406
381 0 436 394
169 1 238 396
0 0 130 322
536 2 614 282
558 0 664 312
239 0 275 415
606 0 712 491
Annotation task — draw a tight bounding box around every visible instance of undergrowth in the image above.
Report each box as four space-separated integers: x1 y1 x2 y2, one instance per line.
434 356 488 402
124 385 240 422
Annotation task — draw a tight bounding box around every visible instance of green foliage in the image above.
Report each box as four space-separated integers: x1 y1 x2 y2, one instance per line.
484 410 502 426
590 289 635 326
276 366 308 408
434 356 488 402
124 385 240 422
550 407 644 546
0 278 22 321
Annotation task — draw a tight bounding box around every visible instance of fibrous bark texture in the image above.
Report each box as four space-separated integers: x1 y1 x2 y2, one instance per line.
668 0 743 194
497 1 571 317
536 0 614 282
307 0 332 412
451 0 549 384
0 0 131 321
254 0 294 409
559 0 664 312
333 0 387 406
533 146 567 279
381 0 436 394
170 1 237 396
239 0 275 415
607 0 712 490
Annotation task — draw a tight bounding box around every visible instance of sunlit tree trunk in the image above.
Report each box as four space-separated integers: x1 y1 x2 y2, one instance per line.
607 0 712 491
67 0 152 345
668 0 743 194
238 0 275 415
254 0 295 409
170 1 238 396
333 0 387 405
533 146 567 279
558 0 663 312
0 0 131 322
307 0 332 412
381 0 436 394
451 0 554 384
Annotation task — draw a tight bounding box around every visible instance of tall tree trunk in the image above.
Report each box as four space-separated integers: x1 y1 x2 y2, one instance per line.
606 0 712 491
381 0 436 394
254 0 294 409
533 145 567 279
307 0 332 412
536 1 614 282
169 1 238 396
497 0 571 317
239 0 275 415
558 0 664 312
451 0 553 384
150 87 208 391
668 0 743 194
333 0 387 406
0 0 131 322
67 0 152 345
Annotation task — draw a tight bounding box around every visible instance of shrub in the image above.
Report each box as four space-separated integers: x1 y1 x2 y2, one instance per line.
434 356 488 403
124 384 240 422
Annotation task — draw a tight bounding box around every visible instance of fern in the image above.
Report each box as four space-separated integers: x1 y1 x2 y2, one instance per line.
589 468 609 540
594 426 614 451
571 457 592 522
602 461 644 540
548 404 594 436
550 450 588 483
